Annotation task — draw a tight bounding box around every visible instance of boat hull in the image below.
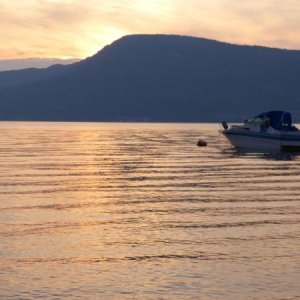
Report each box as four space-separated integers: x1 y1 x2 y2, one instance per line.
222 130 300 152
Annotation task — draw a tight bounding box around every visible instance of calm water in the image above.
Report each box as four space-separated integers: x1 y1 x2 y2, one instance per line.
0 122 299 300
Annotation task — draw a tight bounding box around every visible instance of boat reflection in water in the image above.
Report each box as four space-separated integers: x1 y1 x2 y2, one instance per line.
221 111 300 152
222 148 300 161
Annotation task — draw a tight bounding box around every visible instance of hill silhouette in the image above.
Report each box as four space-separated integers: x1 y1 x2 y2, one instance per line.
0 58 80 72
0 34 299 121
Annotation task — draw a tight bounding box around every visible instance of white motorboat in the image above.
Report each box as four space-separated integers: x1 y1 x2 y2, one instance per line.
221 111 300 152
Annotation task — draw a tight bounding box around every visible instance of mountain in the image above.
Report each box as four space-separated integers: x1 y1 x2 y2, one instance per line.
0 64 70 90
0 34 299 122
0 58 80 72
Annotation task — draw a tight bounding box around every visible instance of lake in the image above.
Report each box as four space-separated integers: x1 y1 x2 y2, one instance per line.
0 122 299 299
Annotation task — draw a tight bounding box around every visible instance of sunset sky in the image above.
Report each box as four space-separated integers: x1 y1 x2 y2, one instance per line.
1 0 300 60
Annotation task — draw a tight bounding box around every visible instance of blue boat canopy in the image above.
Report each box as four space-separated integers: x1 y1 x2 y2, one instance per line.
254 111 292 130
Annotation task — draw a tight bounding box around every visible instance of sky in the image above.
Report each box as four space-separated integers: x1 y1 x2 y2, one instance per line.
1 0 300 60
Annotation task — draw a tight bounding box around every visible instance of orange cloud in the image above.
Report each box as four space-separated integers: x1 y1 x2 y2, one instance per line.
0 0 299 59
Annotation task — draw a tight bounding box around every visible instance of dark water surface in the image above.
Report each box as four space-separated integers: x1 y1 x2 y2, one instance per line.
0 122 299 299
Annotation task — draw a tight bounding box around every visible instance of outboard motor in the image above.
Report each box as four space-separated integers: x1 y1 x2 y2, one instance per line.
222 120 228 130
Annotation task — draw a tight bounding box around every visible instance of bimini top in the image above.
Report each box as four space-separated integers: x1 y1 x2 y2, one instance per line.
254 111 292 131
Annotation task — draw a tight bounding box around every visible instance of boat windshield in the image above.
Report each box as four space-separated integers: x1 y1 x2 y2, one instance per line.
253 111 293 131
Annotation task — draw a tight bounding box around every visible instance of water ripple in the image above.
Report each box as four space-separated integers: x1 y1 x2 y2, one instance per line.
1 122 300 299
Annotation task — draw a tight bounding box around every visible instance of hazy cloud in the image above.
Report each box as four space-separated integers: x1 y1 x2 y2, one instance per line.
0 0 299 59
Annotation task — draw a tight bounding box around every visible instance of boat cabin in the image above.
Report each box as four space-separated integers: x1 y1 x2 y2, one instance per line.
243 111 299 132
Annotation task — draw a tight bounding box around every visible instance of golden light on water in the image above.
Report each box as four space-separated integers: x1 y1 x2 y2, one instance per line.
1 122 300 298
